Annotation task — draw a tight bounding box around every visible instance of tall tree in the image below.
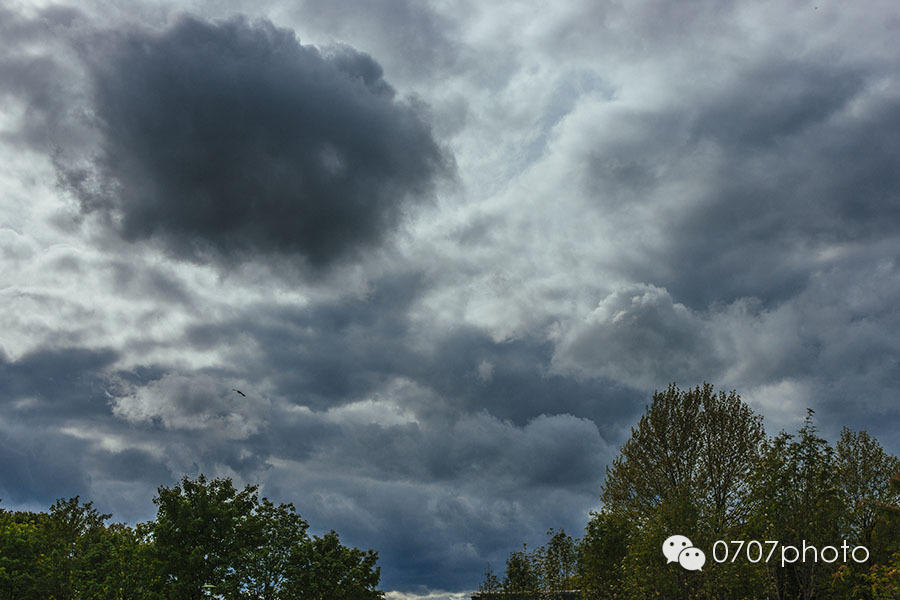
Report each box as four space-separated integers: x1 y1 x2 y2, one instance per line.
44 496 113 600
241 498 309 600
542 528 577 594
578 510 630 600
476 564 502 596
150 475 261 600
0 508 50 600
866 473 900 600
284 530 384 600
600 383 765 600
501 544 541 596
748 410 842 600
602 383 764 531
835 427 900 550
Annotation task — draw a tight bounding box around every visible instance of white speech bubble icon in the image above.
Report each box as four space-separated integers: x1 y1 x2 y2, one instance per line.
662 535 692 563
678 547 706 571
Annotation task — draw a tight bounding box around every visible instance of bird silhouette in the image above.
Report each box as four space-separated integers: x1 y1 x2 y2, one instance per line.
232 388 246 397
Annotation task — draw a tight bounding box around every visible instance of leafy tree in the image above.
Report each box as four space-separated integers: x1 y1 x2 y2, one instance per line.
0 476 384 600
150 475 261 600
578 510 630 600
826 428 900 599
477 564 503 596
0 508 51 600
103 522 164 600
44 496 115 600
602 384 763 529
241 498 309 600
748 410 842 600
541 528 577 594
503 544 540 597
864 473 900 600
835 427 900 551
600 383 765 600
284 530 384 600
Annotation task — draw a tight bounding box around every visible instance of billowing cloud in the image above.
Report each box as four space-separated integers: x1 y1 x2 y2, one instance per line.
553 284 723 389
59 15 451 267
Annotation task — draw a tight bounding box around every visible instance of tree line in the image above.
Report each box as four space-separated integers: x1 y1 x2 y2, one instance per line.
479 383 900 600
0 474 384 600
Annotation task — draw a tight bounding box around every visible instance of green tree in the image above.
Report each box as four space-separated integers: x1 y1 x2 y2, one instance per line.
600 383 765 600
578 510 630 600
242 498 309 600
150 475 261 600
503 544 540 597
827 428 900 599
103 522 164 600
283 530 384 600
864 473 900 600
835 427 900 551
602 384 764 528
0 508 51 600
541 528 577 594
44 496 114 600
748 410 842 600
477 564 503 596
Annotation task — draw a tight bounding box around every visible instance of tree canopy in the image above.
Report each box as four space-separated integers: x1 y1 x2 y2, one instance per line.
481 383 900 600
0 475 384 600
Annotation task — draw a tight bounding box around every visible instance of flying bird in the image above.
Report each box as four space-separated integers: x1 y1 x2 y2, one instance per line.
232 388 246 397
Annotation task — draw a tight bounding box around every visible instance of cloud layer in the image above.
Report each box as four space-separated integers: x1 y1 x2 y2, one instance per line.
3 2 900 598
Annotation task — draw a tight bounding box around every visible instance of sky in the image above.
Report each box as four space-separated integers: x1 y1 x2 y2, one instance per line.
2 0 900 597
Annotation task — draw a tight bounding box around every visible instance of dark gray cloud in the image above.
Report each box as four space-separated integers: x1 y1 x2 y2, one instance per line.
0 346 119 421
180 272 644 431
58 15 451 267
579 52 900 310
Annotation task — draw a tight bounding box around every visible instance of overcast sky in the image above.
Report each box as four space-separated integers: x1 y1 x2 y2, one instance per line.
2 0 900 597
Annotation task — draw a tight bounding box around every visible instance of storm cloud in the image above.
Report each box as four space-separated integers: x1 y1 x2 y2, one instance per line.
63 15 451 267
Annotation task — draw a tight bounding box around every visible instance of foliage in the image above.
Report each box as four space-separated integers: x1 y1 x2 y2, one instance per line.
283 530 384 600
484 383 900 600
477 564 503 595
151 475 261 599
0 476 383 600
578 510 630 599
864 474 900 600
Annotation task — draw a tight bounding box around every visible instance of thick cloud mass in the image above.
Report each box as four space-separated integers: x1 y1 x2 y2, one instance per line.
4 2 900 599
67 16 449 266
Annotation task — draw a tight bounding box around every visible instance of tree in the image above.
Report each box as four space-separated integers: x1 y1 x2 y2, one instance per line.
477 564 502 596
600 383 765 600
826 428 900 599
602 383 764 531
541 528 577 594
0 508 50 600
503 544 540 597
44 496 114 600
284 530 384 600
835 427 900 551
0 476 383 600
748 410 842 600
578 510 630 600
150 475 261 600
241 498 309 600
866 472 900 600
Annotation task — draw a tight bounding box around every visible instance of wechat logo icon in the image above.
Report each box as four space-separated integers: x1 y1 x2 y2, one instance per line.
663 535 706 571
